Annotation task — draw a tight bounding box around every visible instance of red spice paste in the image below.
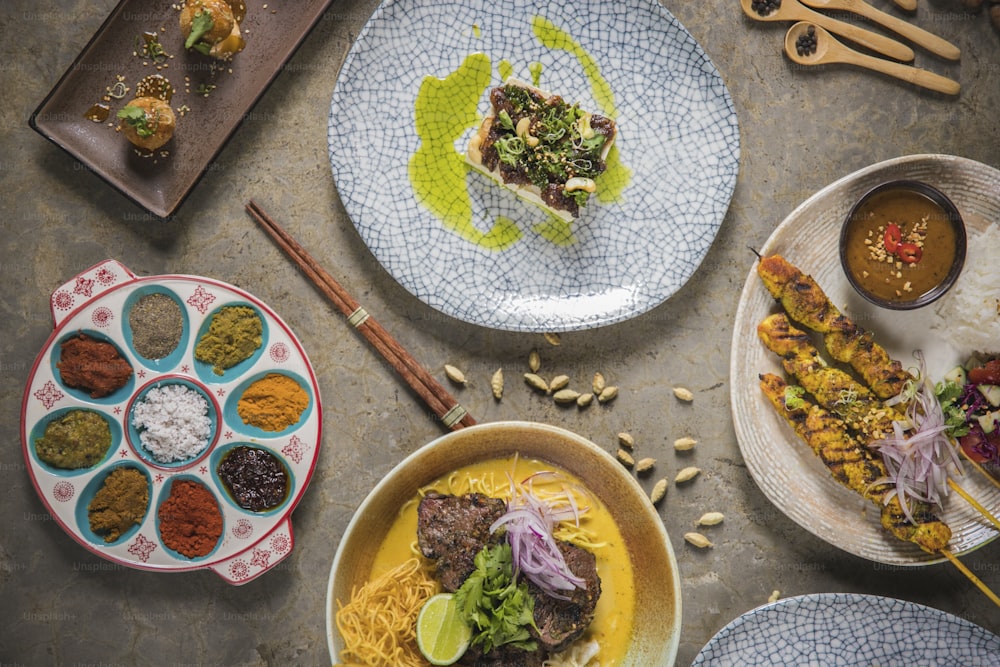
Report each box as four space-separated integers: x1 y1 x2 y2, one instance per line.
158 479 223 558
57 333 133 398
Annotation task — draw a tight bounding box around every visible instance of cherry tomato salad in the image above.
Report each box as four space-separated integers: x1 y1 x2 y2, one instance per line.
936 357 1000 466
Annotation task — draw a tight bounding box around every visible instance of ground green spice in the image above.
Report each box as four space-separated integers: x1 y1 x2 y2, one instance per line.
35 410 112 469
129 292 183 359
194 305 263 375
88 467 149 542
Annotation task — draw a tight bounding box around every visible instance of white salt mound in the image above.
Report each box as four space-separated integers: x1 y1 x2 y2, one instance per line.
132 384 212 463
934 224 1000 355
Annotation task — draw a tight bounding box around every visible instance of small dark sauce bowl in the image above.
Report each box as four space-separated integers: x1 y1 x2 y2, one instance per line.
840 180 966 310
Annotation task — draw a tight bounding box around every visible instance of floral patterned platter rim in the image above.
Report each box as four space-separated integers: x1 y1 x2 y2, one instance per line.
731 154 1000 565
692 593 1000 666
328 0 739 332
21 259 322 584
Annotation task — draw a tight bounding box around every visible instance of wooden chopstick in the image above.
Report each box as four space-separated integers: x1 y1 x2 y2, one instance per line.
246 200 477 432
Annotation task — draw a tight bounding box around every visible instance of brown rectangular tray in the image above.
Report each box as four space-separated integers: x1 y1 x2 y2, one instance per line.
30 0 335 219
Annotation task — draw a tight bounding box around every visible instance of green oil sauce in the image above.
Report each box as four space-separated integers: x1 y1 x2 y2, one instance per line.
531 15 618 119
498 59 514 82
409 52 521 250
528 61 543 87
472 23 481 38
533 217 576 246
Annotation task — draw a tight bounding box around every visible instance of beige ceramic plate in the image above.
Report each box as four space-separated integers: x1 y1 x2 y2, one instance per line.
731 154 1000 565
325 421 681 664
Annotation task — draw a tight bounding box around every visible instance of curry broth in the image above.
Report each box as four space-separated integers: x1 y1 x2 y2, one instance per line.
368 456 636 665
843 188 958 302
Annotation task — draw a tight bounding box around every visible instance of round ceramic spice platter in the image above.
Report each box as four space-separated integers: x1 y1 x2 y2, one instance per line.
21 259 322 584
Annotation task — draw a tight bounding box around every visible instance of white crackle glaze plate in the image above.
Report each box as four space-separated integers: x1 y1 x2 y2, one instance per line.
731 154 1000 565
693 594 1000 666
328 0 739 332
21 260 322 583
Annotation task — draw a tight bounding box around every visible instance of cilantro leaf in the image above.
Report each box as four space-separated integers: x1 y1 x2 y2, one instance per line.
454 543 538 654
185 9 215 50
116 105 154 137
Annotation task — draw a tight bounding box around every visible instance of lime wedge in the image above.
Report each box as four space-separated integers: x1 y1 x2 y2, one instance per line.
416 593 473 665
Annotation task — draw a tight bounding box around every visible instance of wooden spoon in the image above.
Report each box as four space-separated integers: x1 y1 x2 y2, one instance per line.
799 0 959 59
784 22 960 95
740 0 915 62
890 0 917 12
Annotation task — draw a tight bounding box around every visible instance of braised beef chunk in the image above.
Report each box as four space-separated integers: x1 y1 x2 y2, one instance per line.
416 492 507 592
458 644 545 667
528 542 602 653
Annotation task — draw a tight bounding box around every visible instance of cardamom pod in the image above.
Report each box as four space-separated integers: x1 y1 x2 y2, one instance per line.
673 386 694 402
696 511 724 526
524 373 549 393
650 478 668 504
673 436 697 451
675 466 701 483
444 364 466 385
616 449 635 467
617 432 634 449
553 388 581 404
597 385 618 404
491 368 504 400
549 374 570 391
543 332 561 346
528 349 541 372
635 457 656 473
592 372 606 395
576 392 593 408
684 532 713 548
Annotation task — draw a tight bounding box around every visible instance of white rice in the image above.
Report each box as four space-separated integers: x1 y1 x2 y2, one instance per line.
132 384 212 463
934 224 1000 355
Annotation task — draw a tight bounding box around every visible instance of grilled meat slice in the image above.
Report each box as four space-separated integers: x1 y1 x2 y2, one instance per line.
417 492 507 591
528 542 601 653
759 372 951 553
758 313 899 442
458 644 546 667
757 255 912 399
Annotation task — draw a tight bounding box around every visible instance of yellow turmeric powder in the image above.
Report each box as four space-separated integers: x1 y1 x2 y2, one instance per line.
236 373 309 432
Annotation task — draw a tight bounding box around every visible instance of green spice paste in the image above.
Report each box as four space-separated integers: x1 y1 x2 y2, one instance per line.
88 467 149 543
194 305 263 375
35 410 113 469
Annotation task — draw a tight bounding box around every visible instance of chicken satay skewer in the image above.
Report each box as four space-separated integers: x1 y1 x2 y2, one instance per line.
758 313 1000 532
760 373 1000 609
757 255 911 399
759 372 950 553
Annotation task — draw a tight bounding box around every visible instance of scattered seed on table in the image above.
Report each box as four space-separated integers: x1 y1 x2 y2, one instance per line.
684 532 713 548
592 372 606 395
543 332 561 346
549 374 570 391
490 368 504 400
768 590 781 603
528 349 541 372
553 389 580 404
524 373 549 393
650 478 668 504
673 386 694 402
444 364 466 385
576 393 593 408
673 436 697 451
696 512 724 526
675 466 701 483
598 386 618 404
616 449 635 468
617 432 634 449
635 457 656 473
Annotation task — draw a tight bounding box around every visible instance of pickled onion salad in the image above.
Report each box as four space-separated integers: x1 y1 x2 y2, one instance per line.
870 351 964 522
935 356 1000 469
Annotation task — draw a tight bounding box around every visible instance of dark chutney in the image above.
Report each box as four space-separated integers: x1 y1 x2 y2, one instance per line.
217 446 289 512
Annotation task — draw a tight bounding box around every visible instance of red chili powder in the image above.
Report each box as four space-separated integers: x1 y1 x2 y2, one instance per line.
158 479 222 558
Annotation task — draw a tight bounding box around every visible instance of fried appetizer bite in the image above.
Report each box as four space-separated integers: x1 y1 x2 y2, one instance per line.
180 0 245 60
117 96 176 151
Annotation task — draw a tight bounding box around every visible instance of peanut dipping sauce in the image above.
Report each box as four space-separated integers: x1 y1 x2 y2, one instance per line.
842 187 960 304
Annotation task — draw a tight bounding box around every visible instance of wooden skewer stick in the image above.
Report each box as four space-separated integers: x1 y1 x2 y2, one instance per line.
948 479 1000 532
245 200 477 432
960 451 1000 492
940 549 1000 609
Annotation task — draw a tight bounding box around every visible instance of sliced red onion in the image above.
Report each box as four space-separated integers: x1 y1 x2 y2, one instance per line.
491 477 586 600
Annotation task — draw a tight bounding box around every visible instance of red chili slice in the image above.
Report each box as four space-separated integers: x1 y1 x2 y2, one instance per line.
897 242 922 264
883 223 902 253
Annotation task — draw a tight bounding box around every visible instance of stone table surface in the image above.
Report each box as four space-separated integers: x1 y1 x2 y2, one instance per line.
2 0 999 665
